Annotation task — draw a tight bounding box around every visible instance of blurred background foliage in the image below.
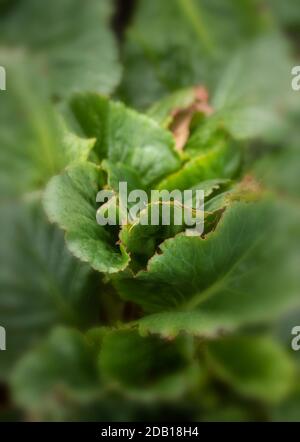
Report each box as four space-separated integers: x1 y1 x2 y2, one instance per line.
0 0 299 421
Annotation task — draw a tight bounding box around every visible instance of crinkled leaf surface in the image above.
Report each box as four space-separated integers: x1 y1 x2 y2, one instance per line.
114 200 300 337
115 201 269 312
102 160 147 195
157 137 241 191
119 178 230 266
71 93 181 187
44 162 130 273
119 202 199 269
0 0 121 97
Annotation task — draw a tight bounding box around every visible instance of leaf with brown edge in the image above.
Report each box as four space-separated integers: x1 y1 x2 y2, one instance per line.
170 86 213 151
113 199 300 339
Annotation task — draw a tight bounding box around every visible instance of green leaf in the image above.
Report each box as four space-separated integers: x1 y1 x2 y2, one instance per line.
43 162 130 273
71 93 181 187
0 51 95 199
11 327 101 416
206 335 294 403
181 33 297 146
60 130 95 166
210 33 296 140
119 202 198 269
157 137 241 191
0 0 121 97
98 329 199 400
119 180 229 268
0 202 98 380
139 311 237 340
11 326 199 420
120 0 270 108
102 160 146 195
115 201 268 312
147 87 199 127
114 200 300 337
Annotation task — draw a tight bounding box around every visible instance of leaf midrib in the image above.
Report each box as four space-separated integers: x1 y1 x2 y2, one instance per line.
182 229 266 311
